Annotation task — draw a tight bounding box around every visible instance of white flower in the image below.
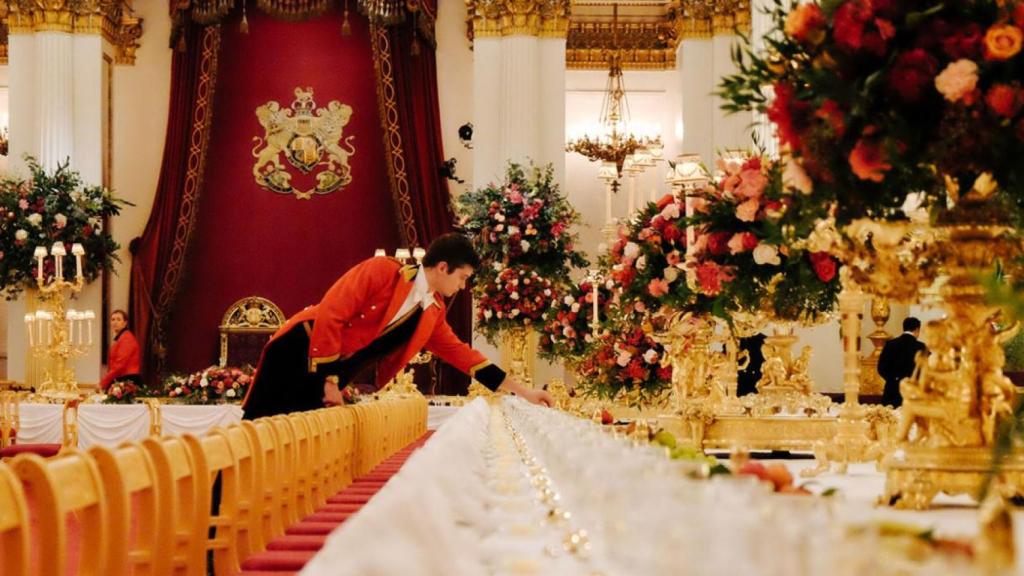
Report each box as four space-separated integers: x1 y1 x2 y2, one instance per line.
544 289 552 297
623 242 640 260
493 261 504 272
484 309 493 319
511 279 519 286
660 203 681 220
510 292 520 300
508 225 520 235
494 213 506 222
782 156 813 195
70 190 82 202
664 267 680 283
605 280 615 289
643 349 660 364
520 240 531 252
564 295 575 306
226 389 237 398
54 213 68 228
26 213 42 227
14 229 28 241
174 386 183 395
753 243 781 266
584 334 594 343
200 377 209 388
636 255 647 270
495 224 504 232
510 309 521 317
570 302 580 313
616 350 632 367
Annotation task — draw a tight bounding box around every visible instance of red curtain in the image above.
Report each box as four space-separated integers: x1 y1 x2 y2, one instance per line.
373 4 471 394
129 22 222 384
163 8 402 373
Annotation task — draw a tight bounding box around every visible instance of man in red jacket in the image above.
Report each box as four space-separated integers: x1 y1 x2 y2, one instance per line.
243 234 553 418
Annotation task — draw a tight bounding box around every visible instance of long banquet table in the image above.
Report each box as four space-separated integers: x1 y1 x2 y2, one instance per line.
300 398 1024 576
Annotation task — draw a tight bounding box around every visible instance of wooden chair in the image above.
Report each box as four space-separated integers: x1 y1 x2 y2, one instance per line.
240 419 284 545
141 435 210 576
11 449 112 576
89 443 170 576
0 462 30 576
219 424 264 559
182 431 239 576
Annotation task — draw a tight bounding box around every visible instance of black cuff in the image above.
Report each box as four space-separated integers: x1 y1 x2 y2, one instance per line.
475 364 507 391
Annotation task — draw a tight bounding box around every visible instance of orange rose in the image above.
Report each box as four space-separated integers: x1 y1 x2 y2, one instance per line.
848 138 892 183
785 4 826 45
986 83 1024 118
984 24 1023 61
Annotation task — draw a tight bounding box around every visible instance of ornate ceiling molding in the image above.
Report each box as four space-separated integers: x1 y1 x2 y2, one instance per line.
0 0 144 65
675 0 750 40
465 0 572 42
566 19 676 70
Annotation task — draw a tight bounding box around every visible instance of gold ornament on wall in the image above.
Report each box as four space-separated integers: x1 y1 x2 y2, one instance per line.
252 86 356 200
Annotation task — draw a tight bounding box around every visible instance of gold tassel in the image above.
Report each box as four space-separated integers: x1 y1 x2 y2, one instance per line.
341 0 351 36
240 1 249 34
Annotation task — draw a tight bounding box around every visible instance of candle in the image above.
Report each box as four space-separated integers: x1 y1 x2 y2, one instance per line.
373 248 386 257
84 311 94 345
413 247 426 263
590 270 600 328
627 174 636 217
24 313 34 346
34 246 46 282
51 242 66 281
71 243 84 279
394 248 411 261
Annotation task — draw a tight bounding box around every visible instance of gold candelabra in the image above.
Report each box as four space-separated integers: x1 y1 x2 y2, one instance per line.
24 242 95 398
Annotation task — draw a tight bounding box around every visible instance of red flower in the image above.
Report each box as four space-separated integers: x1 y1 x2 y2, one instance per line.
887 49 938 102
624 358 647 381
656 194 676 209
706 231 731 257
940 23 984 60
833 1 871 51
1016 3 1024 29
809 252 837 283
848 137 892 182
985 83 1024 118
784 3 826 45
814 99 846 137
695 262 733 296
657 366 673 381
663 223 682 243
767 83 809 151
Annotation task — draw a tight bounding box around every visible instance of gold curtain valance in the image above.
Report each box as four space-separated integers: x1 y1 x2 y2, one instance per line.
171 0 434 48
0 0 143 65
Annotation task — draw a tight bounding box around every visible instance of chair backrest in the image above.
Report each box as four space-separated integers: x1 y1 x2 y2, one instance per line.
281 414 315 518
12 449 111 576
89 443 169 576
183 431 239 576
301 411 327 509
0 462 29 576
220 424 263 557
218 297 285 368
240 419 283 544
0 391 17 448
268 416 299 527
141 435 210 576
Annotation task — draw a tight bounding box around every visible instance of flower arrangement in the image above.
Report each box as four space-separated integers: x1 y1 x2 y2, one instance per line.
458 162 589 342
165 365 253 404
575 320 674 403
0 157 130 298
605 193 702 316
719 0 1024 223
472 266 557 342
537 275 615 362
103 379 140 404
341 384 361 405
685 155 841 322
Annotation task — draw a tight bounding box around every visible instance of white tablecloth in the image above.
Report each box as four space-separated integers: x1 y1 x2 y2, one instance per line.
426 405 460 430
13 403 244 448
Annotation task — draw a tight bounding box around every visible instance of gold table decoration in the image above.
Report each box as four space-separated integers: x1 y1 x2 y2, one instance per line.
25 242 96 399
380 351 430 398
503 326 534 389
859 297 891 396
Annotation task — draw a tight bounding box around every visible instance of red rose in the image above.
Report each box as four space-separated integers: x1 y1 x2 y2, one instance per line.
887 49 938 102
741 232 759 252
663 223 682 243
815 99 846 137
809 252 837 283
651 215 666 231
656 194 676 210
706 231 731 256
941 23 983 60
833 0 871 51
784 3 826 45
624 358 647 381
848 136 892 182
985 83 1023 118
767 83 809 152
657 366 673 381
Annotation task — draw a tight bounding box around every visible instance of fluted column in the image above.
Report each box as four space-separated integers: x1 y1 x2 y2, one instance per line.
35 32 75 169
678 38 714 166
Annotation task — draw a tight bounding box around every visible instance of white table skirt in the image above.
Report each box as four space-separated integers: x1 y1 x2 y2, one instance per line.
427 405 460 430
13 403 244 448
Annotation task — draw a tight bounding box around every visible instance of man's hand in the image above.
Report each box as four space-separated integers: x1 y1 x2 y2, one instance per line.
323 376 344 407
498 376 554 407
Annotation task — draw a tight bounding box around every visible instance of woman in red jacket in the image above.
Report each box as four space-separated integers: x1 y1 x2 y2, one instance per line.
100 309 142 391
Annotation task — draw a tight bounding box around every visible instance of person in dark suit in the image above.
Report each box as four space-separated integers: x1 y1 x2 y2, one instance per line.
736 333 766 396
878 317 927 408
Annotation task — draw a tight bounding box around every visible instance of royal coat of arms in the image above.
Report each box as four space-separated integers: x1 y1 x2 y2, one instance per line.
252 87 356 200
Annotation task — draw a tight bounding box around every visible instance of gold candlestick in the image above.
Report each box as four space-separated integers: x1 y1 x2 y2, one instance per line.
29 259 91 398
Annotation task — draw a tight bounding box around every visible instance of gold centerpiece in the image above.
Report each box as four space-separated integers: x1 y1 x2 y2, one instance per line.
25 243 95 399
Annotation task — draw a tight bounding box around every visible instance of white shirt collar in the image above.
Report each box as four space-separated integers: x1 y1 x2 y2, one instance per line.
414 266 438 309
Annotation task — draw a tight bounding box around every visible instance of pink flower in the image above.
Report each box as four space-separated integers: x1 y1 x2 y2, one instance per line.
660 203 681 220
782 157 813 194
935 59 979 103
647 278 670 297
695 262 733 296
17 199 28 210
735 169 768 199
735 198 760 222
728 232 759 254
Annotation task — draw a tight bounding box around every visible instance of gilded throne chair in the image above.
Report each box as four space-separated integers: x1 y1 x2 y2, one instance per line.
219 297 286 368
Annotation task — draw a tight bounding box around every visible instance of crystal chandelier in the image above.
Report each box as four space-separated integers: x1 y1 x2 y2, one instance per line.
566 6 662 189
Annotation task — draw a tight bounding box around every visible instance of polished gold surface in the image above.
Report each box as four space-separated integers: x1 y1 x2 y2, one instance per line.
859 297 890 396
218 296 285 368
503 326 533 389
32 275 89 398
2 0 143 65
883 446 1024 510
465 0 572 40
566 18 676 70
381 351 430 398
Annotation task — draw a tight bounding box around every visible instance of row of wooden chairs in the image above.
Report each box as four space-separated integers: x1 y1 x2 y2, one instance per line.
0 396 428 575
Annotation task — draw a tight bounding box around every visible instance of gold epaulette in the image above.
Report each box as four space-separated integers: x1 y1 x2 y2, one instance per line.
399 263 418 282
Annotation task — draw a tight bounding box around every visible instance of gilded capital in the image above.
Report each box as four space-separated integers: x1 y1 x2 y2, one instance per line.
674 0 750 40
466 0 571 42
1 0 143 65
